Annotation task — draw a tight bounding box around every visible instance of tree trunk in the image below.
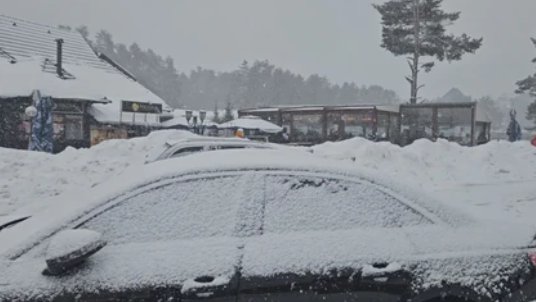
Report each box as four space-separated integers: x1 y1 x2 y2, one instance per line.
410 52 419 104
410 0 421 104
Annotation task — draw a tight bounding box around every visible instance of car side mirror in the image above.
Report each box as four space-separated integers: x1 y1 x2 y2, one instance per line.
43 229 107 276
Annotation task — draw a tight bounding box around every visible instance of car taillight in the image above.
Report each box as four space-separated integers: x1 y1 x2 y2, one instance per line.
529 252 536 267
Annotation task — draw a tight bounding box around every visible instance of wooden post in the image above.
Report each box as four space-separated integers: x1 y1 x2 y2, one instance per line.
432 107 438 141
470 105 476 146
322 109 328 142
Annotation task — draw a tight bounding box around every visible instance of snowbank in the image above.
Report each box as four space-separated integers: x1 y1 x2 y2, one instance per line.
312 138 536 185
312 137 536 226
0 130 194 216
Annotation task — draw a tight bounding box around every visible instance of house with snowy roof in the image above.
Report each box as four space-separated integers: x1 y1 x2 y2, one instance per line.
0 15 171 152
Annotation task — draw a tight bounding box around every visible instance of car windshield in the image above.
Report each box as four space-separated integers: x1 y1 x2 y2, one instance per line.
1 2 536 301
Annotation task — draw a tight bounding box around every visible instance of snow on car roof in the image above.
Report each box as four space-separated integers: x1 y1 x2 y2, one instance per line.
217 116 283 133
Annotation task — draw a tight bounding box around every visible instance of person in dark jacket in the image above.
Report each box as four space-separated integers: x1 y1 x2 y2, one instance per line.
506 110 522 142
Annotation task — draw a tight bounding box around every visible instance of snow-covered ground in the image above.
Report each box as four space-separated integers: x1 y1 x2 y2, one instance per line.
0 130 195 216
1 131 535 229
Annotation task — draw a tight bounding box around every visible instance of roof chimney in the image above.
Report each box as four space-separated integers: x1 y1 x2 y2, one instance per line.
55 38 64 77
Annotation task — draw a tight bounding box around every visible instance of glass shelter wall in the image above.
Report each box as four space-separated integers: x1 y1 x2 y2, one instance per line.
326 110 375 141
400 107 434 145
288 112 324 143
437 107 473 145
400 104 479 146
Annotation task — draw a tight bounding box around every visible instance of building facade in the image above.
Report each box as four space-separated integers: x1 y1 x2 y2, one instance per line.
0 15 170 153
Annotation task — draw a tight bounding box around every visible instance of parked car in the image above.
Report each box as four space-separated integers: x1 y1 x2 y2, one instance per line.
0 150 535 302
144 136 281 163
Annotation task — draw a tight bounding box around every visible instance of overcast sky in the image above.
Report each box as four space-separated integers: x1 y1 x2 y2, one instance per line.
2 0 536 100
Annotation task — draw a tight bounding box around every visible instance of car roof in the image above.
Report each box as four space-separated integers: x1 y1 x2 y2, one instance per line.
145 137 281 163
165 137 271 146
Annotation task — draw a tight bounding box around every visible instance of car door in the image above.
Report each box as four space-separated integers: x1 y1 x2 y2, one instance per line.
239 172 430 302
0 172 252 302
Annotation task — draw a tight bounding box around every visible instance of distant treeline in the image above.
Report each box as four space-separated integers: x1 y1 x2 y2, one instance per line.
70 26 400 110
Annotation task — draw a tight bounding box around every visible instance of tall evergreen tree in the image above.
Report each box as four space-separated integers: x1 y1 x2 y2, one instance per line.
373 0 482 103
515 38 536 127
212 103 221 124
94 30 115 57
76 26 90 41
222 101 235 123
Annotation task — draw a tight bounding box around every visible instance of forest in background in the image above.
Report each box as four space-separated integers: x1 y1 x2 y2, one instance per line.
59 25 533 130
69 26 400 110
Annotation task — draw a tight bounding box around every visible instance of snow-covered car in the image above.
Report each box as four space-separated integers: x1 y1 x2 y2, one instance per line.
144 136 281 163
0 150 535 302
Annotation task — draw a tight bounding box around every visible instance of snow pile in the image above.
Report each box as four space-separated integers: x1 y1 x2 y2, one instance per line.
312 137 536 227
0 130 194 216
312 137 536 185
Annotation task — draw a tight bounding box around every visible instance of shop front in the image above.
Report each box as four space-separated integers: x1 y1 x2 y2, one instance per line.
0 97 97 153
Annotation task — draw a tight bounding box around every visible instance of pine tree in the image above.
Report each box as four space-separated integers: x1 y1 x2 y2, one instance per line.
212 103 221 124
373 0 482 103
515 38 536 127
94 30 115 57
222 101 235 123
76 26 90 41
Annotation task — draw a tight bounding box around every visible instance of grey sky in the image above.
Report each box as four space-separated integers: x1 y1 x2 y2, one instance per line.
2 0 536 101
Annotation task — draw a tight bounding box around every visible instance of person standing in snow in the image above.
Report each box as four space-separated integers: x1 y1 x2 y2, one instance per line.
506 109 522 142
531 134 536 147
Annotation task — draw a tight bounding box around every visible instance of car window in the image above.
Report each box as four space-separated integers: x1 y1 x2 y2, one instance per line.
262 175 431 233
211 145 247 150
170 146 205 158
78 175 244 244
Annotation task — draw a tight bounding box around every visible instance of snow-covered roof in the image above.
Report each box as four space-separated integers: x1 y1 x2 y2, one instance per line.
281 106 325 112
240 104 400 114
217 116 283 133
0 15 169 125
